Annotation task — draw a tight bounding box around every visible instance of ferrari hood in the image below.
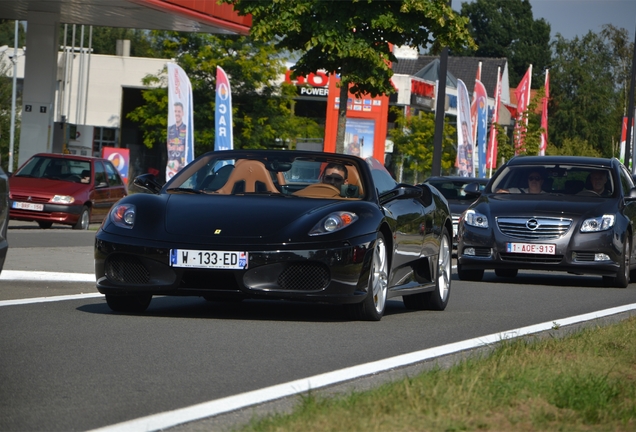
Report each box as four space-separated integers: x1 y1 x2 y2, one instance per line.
163 194 339 238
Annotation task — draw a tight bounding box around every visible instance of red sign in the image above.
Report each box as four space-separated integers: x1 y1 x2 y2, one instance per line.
285 70 329 87
102 147 130 185
410 79 435 98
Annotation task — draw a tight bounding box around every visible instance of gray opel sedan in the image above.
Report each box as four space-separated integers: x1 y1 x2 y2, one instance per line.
457 156 636 287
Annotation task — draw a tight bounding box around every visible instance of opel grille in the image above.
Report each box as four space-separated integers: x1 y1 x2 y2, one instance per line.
497 217 571 240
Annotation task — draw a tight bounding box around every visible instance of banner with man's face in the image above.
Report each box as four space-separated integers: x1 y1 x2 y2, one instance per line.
167 63 194 180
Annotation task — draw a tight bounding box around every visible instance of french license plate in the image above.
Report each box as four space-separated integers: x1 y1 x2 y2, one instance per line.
506 242 555 255
170 249 248 269
12 201 44 211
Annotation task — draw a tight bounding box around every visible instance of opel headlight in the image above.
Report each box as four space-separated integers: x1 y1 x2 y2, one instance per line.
463 209 489 229
580 214 615 232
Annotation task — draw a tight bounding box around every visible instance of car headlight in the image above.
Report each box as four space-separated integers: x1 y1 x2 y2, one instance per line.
580 214 615 232
111 203 136 229
309 211 358 236
51 195 74 204
463 209 489 229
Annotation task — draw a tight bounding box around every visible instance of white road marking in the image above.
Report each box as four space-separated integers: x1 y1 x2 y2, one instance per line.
0 270 100 307
0 270 95 282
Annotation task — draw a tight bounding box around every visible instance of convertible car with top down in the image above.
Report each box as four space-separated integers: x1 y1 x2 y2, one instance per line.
95 149 453 321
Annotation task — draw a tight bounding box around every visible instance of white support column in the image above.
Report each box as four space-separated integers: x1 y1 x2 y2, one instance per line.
18 11 60 167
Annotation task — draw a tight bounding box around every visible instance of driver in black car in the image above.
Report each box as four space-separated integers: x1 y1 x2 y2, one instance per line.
322 162 349 189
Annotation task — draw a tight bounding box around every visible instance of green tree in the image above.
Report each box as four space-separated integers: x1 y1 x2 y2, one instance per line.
56 25 161 57
549 30 624 157
389 108 456 183
223 0 475 153
127 32 321 156
457 0 551 88
600 24 633 117
492 123 514 168
546 137 602 157
0 20 26 48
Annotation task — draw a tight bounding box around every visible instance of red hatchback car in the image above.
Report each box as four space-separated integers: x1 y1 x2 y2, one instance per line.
9 153 128 229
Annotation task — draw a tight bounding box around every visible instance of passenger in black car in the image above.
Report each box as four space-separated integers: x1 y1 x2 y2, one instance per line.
584 170 611 196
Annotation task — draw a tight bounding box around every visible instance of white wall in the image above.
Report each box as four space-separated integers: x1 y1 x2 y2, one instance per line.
56 53 170 128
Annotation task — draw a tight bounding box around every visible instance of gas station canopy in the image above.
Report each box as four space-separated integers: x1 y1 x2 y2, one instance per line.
0 0 251 34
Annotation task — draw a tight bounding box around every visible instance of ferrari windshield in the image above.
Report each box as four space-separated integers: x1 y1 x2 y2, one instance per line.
168 154 365 199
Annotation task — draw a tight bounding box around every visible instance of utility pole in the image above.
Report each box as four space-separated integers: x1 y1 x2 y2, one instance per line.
431 0 451 176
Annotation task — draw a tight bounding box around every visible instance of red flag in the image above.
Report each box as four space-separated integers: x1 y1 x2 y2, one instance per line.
514 65 532 153
539 69 549 156
486 68 502 173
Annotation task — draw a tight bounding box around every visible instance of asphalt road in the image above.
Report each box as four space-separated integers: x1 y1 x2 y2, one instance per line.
1 222 636 431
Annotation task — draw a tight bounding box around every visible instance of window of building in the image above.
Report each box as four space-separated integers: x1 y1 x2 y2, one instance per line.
93 127 118 158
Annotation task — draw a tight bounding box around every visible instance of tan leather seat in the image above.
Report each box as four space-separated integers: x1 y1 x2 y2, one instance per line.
346 166 363 196
217 159 278 194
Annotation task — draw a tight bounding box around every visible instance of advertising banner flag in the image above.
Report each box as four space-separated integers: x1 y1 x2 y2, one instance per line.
215 66 233 151
514 65 532 153
539 69 549 156
473 80 488 178
456 79 474 177
167 63 194 180
487 67 502 175
102 147 130 185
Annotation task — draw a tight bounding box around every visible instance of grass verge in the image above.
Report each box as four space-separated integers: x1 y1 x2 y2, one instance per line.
238 316 636 431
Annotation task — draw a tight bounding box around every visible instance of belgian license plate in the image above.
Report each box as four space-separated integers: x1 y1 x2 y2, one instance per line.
12 201 44 211
170 249 248 269
506 243 555 255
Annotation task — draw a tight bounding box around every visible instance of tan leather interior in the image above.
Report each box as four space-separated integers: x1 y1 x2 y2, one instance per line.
292 183 341 198
346 166 363 195
217 159 279 194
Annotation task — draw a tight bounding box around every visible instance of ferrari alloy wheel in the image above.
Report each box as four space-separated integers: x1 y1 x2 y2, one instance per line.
73 206 90 230
403 227 451 311
105 294 152 313
349 232 388 321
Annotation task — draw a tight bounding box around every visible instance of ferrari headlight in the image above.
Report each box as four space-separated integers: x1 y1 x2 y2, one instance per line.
463 209 489 229
309 211 358 236
580 214 615 232
51 195 74 204
111 203 136 229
